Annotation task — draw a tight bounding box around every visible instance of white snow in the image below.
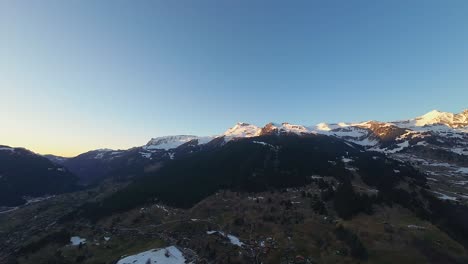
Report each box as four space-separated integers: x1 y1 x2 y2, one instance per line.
416 141 429 146
206 231 244 247
144 135 213 150
116 246 186 264
314 122 349 131
135 110 465 154
451 180 468 185
0 146 14 152
451 148 468 156
227 234 244 246
328 127 368 138
70 236 86 246
247 196 265 200
93 149 113 159
273 123 312 134
428 162 452 167
414 110 467 127
253 141 269 146
223 123 261 139
25 195 55 205
139 152 151 159
155 204 169 212
252 141 277 149
196 136 214 145
382 141 409 154
314 125 379 147
407 225 426 230
392 109 468 130
456 167 468 174
431 191 458 201
0 207 19 214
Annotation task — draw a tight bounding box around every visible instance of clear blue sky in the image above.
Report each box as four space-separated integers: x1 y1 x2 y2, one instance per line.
1 0 467 156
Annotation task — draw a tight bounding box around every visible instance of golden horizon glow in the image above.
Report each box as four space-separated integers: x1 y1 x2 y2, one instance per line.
1 137 144 157
0 108 150 157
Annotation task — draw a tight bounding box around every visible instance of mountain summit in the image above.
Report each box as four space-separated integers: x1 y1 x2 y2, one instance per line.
413 109 468 128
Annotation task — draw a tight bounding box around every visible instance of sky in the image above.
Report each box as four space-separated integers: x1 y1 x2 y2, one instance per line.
1 0 468 157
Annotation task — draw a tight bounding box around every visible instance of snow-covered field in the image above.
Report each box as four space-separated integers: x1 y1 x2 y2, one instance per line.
116 246 186 264
431 191 458 201
206 231 244 247
70 236 86 246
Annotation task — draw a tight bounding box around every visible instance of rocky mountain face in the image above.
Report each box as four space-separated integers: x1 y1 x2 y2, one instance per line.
45 109 468 186
317 110 468 157
219 110 468 158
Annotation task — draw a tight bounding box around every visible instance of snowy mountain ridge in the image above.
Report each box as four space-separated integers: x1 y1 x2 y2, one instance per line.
40 109 468 188
221 109 468 155
143 135 214 151
45 109 468 162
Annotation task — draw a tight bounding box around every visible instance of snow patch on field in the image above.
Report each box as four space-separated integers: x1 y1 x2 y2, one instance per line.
0 207 19 214
451 148 468 155
252 141 277 149
168 152 175 160
431 191 458 201
206 231 244 247
386 141 409 153
116 246 186 264
253 141 270 146
407 224 426 230
70 236 86 246
227 234 244 246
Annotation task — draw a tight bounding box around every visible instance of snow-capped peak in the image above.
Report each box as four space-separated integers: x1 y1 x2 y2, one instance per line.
223 122 261 138
144 135 212 150
392 109 468 128
260 122 312 135
314 122 351 131
280 122 311 134
415 110 453 126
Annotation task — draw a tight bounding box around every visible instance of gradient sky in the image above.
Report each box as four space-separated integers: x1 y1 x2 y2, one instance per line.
1 0 468 157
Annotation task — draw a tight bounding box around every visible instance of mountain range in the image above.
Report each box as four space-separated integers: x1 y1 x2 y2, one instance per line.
39 109 467 184
2 109 466 206
2 109 468 264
